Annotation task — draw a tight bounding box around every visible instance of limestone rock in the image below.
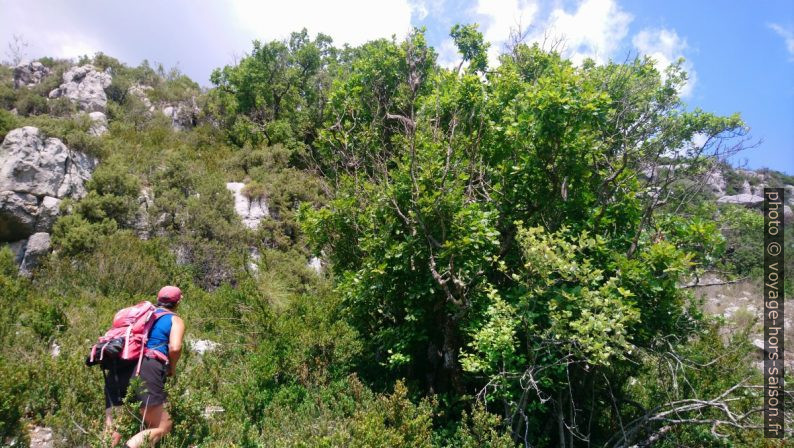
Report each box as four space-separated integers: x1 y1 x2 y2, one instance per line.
716 193 764 207
162 101 199 131
132 187 154 238
188 338 219 355
34 196 61 232
0 127 96 272
0 127 96 200
7 239 27 264
704 168 726 196
226 182 268 229
13 61 51 88
48 65 112 112
308 256 323 274
88 111 108 136
128 84 155 111
28 426 54 448
20 232 50 276
0 191 38 241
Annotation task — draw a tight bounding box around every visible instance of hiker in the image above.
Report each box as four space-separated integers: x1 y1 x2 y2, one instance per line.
101 286 186 448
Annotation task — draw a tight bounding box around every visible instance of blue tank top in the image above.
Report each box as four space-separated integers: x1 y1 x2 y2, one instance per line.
146 309 173 356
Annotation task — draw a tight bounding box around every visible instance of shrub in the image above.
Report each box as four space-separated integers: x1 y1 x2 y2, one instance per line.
51 214 118 256
241 180 267 200
0 108 20 140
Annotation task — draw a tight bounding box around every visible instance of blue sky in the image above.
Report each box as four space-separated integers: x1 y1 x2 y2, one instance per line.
2 0 792 172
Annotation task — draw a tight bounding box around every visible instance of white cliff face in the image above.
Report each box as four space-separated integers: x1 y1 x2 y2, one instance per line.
226 182 269 229
48 65 112 113
13 61 51 88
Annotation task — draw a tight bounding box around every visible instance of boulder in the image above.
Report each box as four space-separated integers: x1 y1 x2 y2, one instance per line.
88 111 108 136
716 193 764 207
0 127 96 201
34 196 61 232
785 185 794 206
48 65 112 112
13 61 51 88
20 232 50 276
0 191 38 241
226 182 268 229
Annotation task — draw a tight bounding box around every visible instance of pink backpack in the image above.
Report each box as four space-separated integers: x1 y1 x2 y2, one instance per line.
86 301 172 374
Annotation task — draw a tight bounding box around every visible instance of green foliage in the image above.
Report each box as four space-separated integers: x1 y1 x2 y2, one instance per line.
51 214 118 256
0 108 19 140
23 113 105 156
450 24 489 73
210 29 337 148
448 404 516 448
303 31 753 446
0 28 771 447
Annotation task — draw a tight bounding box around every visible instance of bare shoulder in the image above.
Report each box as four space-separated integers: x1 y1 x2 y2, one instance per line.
171 315 185 329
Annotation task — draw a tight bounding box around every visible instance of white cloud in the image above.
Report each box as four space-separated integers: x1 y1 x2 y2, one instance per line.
437 38 460 69
475 0 539 64
632 28 696 98
473 0 633 66
230 0 414 47
537 0 632 65
768 23 794 60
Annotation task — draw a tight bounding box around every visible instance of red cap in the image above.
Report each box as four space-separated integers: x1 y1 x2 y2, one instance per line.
157 286 182 304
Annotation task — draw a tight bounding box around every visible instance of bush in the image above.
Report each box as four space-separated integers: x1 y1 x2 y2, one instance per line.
51 214 118 256
0 108 20 140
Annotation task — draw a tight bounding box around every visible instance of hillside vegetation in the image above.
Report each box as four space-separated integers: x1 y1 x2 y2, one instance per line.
0 26 791 447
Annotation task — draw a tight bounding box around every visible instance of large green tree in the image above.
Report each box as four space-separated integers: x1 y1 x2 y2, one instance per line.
304 27 753 446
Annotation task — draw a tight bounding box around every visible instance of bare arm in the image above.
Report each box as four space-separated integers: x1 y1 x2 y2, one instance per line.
167 316 185 376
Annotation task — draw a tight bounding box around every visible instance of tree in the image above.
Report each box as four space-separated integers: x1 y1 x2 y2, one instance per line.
304 27 753 445
209 29 337 150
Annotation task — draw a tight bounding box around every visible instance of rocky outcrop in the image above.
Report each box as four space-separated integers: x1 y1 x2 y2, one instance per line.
704 169 726 196
716 193 764 207
127 84 199 130
0 191 38 241
162 102 199 131
19 232 51 276
14 61 51 88
128 84 155 111
132 187 154 239
0 127 96 199
0 127 97 273
88 111 108 136
226 182 268 229
48 65 112 112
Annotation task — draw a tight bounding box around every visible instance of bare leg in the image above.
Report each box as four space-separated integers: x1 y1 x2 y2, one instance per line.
104 407 122 447
125 403 172 448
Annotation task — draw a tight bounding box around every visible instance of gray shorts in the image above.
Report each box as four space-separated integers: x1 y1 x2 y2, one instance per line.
104 357 168 408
